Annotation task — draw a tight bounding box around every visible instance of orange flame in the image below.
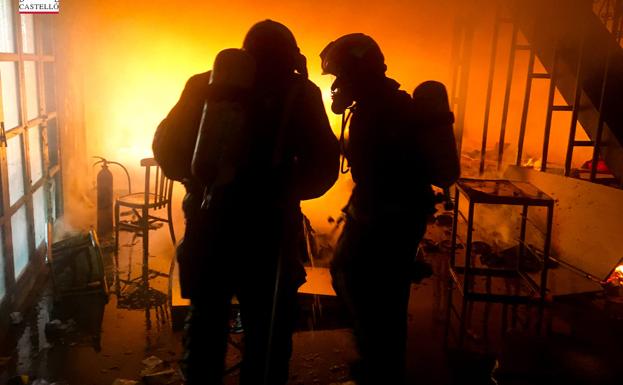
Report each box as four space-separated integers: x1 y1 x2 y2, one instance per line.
607 265 623 286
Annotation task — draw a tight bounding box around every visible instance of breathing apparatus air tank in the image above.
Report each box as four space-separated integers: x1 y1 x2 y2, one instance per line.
412 81 461 190
191 48 256 209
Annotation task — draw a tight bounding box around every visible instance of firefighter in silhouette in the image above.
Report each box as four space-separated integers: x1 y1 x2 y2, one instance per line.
153 20 339 385
320 33 459 385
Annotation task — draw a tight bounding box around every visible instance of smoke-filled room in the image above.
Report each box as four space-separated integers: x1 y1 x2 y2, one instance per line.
0 0 622 384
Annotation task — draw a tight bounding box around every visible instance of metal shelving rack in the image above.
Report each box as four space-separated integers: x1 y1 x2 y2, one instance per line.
446 178 555 347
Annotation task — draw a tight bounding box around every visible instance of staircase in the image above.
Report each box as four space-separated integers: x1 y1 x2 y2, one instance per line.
509 0 623 182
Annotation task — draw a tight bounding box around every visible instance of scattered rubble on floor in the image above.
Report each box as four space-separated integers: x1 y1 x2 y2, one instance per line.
31 380 69 385
328 381 356 385
141 355 164 368
140 354 182 385
111 380 139 385
6 377 68 385
10 312 24 325
142 368 178 385
45 319 76 338
435 213 454 228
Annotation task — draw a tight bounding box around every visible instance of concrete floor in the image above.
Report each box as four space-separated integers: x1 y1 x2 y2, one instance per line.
1 213 623 385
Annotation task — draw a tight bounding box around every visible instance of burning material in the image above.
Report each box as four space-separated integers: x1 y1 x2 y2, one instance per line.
522 157 542 170
605 265 623 300
607 265 623 287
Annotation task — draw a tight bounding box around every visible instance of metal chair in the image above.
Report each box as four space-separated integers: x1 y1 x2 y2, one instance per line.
114 158 176 280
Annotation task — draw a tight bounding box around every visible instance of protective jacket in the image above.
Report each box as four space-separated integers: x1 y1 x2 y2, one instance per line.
153 71 340 297
345 77 435 222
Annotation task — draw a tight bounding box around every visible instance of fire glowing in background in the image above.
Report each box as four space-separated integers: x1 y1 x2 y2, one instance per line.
58 0 459 158
55 0 461 230
53 0 599 231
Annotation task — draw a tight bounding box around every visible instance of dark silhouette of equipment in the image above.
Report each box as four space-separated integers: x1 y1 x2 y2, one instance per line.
412 80 461 190
192 48 256 210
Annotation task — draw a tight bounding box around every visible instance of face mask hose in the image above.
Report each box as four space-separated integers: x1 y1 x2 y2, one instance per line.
339 108 353 174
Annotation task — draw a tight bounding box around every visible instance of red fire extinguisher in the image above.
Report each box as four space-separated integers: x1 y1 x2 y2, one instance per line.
93 157 132 240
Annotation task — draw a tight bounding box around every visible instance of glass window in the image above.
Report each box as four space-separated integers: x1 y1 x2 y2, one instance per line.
33 186 46 247
0 61 20 130
44 62 56 112
47 118 58 167
11 205 29 278
0 0 15 53
7 134 25 206
24 61 39 121
49 176 56 220
20 15 35 54
40 16 54 55
28 125 43 184
0 227 4 301
53 173 62 219
0 167 3 216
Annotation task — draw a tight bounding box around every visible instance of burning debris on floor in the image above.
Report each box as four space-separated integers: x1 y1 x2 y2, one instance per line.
606 265 623 288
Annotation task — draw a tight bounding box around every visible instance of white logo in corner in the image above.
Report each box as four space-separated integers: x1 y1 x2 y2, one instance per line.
19 0 60 14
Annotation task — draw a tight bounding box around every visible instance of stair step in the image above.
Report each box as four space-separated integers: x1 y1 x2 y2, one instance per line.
511 0 623 181
552 105 574 111
573 140 595 146
530 73 551 79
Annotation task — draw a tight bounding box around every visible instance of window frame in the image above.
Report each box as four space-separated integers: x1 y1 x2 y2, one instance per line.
0 5 62 310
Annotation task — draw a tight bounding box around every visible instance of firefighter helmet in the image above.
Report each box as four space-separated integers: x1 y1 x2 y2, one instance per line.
243 19 306 76
320 33 386 78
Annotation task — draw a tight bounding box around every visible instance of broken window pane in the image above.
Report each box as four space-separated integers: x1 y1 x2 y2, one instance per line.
7 134 25 206
24 61 39 121
21 14 35 54
28 125 43 184
12 205 29 278
0 0 15 53
0 61 21 130
33 186 46 248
